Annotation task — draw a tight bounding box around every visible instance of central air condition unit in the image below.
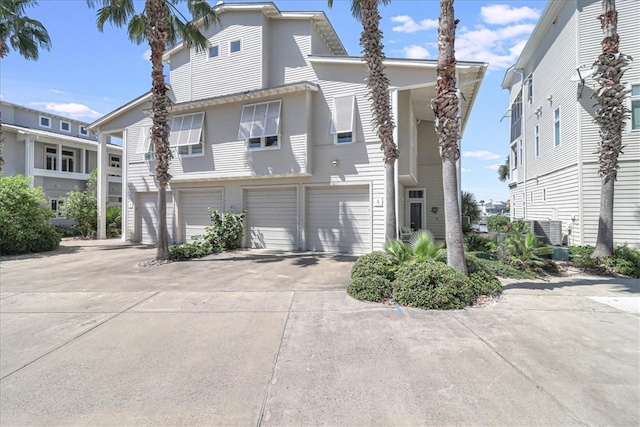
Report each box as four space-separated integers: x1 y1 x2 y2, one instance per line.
523 220 563 245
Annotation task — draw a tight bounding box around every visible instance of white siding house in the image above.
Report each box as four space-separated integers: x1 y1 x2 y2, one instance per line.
1 101 122 226
502 0 640 248
90 1 487 253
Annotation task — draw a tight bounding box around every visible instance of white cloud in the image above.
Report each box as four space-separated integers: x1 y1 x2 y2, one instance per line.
49 89 66 95
391 15 438 33
461 167 471 173
31 102 102 119
402 45 430 59
463 150 501 160
485 164 501 171
142 49 151 61
480 4 541 25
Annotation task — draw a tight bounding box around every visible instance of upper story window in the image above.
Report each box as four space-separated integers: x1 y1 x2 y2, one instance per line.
229 39 241 55
554 107 561 146
61 149 75 172
39 116 51 128
526 74 533 105
534 124 540 157
79 126 89 136
208 44 219 59
136 125 153 161
169 112 205 157
631 84 640 131
45 146 57 170
510 93 522 142
238 100 282 150
60 121 71 132
510 141 518 170
331 95 356 144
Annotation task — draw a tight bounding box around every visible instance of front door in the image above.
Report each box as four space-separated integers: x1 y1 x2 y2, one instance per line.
406 189 426 232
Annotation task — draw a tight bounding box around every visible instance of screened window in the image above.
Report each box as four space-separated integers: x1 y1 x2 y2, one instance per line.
331 95 356 144
534 124 540 157
238 100 281 149
60 121 71 132
39 116 51 128
631 84 640 130
554 107 561 146
169 112 205 147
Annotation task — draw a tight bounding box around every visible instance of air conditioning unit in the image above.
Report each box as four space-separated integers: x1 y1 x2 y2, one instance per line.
522 220 563 245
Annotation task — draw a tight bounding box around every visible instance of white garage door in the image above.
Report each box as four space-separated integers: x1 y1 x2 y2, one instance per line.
181 190 223 242
306 186 370 254
244 188 298 250
137 192 174 244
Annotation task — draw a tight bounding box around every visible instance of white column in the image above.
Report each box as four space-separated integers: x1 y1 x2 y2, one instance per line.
97 133 108 239
391 88 399 238
81 149 86 174
121 129 128 242
24 135 35 186
56 143 62 172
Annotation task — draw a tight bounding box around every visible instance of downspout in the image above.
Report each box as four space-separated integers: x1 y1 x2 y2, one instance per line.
515 68 527 219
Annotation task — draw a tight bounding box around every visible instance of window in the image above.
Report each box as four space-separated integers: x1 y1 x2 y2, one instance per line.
110 155 121 168
50 198 65 217
79 126 89 136
518 139 523 166
169 112 205 151
534 124 540 157
135 125 153 160
543 188 547 201
39 116 51 128
238 100 282 149
45 146 57 170
510 93 522 141
331 95 356 144
526 74 533 105
178 143 204 156
60 121 71 132
230 39 241 54
61 149 75 172
510 142 518 169
554 107 561 146
530 191 534 202
631 84 640 131
208 45 219 59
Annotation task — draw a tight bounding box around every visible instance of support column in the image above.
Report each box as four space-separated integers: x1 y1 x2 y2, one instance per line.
97 133 108 239
24 135 35 186
391 88 399 238
81 149 86 174
121 129 128 242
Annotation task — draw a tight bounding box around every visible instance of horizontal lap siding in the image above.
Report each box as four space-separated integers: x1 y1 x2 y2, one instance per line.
266 20 316 87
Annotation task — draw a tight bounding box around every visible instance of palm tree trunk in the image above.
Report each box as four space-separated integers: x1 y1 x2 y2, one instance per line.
592 0 629 258
359 0 399 241
146 0 172 261
435 0 467 275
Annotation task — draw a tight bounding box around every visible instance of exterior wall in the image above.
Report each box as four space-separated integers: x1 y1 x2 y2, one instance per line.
1 131 26 176
266 19 316 86
415 122 445 240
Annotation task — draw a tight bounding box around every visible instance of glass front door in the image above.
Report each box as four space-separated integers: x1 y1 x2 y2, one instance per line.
409 201 423 231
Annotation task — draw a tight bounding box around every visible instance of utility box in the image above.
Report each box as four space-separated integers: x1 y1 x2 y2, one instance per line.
552 246 570 261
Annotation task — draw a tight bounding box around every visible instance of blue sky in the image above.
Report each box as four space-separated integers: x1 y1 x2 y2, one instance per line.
0 0 548 203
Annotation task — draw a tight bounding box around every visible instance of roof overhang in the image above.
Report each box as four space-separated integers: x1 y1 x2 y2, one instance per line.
3 123 123 151
171 81 319 113
88 91 152 132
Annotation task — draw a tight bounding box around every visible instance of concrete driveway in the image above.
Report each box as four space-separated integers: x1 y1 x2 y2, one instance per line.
1 239 638 426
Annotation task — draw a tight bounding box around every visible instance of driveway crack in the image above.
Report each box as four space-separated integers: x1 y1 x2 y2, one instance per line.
256 291 295 427
0 292 160 381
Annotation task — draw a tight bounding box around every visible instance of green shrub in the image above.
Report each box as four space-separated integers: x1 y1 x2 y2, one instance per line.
464 233 494 252
465 253 489 275
392 261 473 310
106 206 122 238
169 238 213 260
497 221 554 271
0 175 61 255
468 270 503 297
474 257 538 279
54 225 82 237
609 245 640 278
487 215 510 232
61 170 97 237
384 231 444 267
348 251 394 302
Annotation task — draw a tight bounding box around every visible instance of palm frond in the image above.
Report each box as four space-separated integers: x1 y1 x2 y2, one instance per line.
410 230 444 260
126 13 146 44
93 0 135 31
186 0 219 30
385 238 412 264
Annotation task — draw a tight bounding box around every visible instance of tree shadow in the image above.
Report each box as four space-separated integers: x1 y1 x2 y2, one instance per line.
502 275 639 294
192 250 358 266
0 244 81 261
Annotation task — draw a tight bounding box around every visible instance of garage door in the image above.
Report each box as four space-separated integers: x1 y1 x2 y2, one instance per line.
306 186 370 254
244 188 298 250
181 190 223 242
137 192 174 244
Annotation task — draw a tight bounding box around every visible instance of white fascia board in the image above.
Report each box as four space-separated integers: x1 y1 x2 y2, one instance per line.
7 124 100 149
88 92 152 132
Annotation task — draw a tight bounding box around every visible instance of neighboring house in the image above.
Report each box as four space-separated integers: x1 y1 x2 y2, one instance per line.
90 1 486 253
481 200 508 216
502 0 639 248
1 101 123 225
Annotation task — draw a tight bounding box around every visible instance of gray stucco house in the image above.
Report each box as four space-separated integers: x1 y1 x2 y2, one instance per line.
502 0 639 248
90 1 486 253
1 101 122 225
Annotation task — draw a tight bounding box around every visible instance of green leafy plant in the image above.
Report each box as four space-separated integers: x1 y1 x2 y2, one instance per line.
61 169 98 237
461 191 481 233
464 233 494 252
106 206 122 237
487 215 510 232
570 245 640 278
348 251 394 302
0 175 61 255
473 257 538 279
497 221 553 271
385 230 444 267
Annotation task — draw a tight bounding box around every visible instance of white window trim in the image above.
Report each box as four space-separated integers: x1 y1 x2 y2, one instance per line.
246 136 280 151
331 94 356 144
534 124 540 157
628 83 640 132
526 73 533 105
169 112 205 147
39 115 51 129
136 125 153 159
208 44 220 60
177 143 205 157
45 145 57 171
238 100 282 142
510 141 518 170
405 188 426 233
229 38 242 56
79 126 89 136
554 106 561 147
61 148 76 172
59 120 71 133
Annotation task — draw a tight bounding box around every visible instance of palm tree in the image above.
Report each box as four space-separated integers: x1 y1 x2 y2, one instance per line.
434 0 467 275
461 191 480 226
327 0 398 241
592 0 631 258
497 156 509 182
0 0 51 172
87 0 218 260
